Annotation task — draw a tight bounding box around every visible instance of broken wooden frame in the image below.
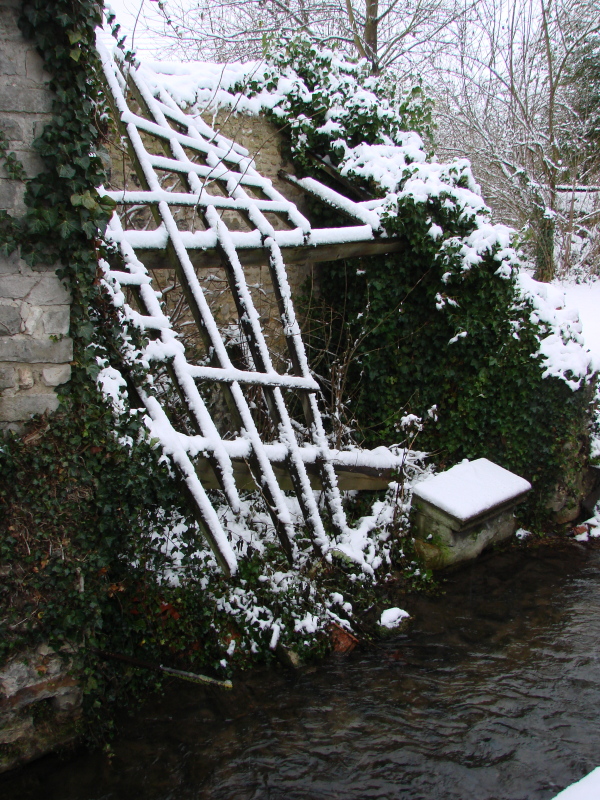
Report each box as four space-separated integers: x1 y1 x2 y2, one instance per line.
97 42 406 575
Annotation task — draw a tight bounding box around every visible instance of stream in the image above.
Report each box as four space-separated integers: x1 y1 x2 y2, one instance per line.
3 541 600 799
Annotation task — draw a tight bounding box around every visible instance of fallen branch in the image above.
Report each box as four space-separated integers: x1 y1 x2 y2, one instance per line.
91 648 233 689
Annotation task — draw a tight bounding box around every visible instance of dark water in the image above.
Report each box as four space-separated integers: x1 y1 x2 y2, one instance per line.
4 543 600 800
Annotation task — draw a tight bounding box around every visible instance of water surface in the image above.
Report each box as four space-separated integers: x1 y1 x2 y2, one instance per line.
4 542 600 799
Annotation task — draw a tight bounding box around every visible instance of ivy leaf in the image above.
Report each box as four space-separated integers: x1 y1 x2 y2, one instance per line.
58 218 78 238
59 164 76 179
70 48 81 62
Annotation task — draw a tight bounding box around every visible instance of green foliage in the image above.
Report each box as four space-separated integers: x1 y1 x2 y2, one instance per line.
259 37 595 523
315 250 591 522
241 34 433 174
0 129 27 181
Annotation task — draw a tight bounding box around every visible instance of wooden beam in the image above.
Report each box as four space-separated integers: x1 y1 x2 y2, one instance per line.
134 238 405 271
195 457 394 491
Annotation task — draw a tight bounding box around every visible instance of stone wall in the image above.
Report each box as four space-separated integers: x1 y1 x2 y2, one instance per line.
0 0 72 431
0 644 82 773
206 110 314 299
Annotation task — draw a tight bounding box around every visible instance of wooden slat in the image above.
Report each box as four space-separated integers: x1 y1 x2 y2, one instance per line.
133 238 405 270
195 457 394 491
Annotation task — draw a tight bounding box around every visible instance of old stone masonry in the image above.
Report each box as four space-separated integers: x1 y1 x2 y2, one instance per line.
0 0 72 432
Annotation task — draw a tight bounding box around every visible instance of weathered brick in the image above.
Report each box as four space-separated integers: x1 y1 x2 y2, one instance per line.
0 336 73 363
0 304 20 335
0 392 59 421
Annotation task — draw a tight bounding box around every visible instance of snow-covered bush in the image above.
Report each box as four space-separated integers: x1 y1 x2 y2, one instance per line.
234 36 596 521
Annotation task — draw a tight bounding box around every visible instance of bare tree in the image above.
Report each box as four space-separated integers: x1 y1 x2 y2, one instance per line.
435 0 600 281
152 0 465 75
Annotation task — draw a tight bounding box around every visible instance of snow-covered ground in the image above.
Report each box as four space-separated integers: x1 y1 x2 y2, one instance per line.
558 278 600 371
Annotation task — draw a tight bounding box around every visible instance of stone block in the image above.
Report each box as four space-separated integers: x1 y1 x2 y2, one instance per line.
0 49 18 76
0 249 24 275
0 4 22 42
411 458 531 570
0 366 15 389
0 83 53 114
20 303 42 335
25 48 51 83
0 114 24 143
0 304 20 335
0 716 33 745
26 274 71 305
42 364 71 387
0 273 39 299
0 391 59 421
0 335 73 362
0 38 29 74
0 177 25 215
17 366 33 389
7 149 44 178
41 305 70 335
52 685 83 715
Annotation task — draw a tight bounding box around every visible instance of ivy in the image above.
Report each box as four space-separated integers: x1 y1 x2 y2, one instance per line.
0 129 28 182
251 36 596 524
240 34 433 175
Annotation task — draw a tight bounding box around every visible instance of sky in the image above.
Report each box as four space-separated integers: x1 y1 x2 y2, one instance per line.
100 0 165 58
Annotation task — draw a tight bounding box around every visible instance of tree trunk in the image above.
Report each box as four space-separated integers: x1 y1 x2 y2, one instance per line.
364 0 379 73
534 210 556 282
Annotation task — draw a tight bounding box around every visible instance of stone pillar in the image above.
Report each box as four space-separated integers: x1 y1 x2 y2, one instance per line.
0 0 72 431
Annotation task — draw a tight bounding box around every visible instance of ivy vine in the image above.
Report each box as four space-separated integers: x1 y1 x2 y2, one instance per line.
248 36 595 524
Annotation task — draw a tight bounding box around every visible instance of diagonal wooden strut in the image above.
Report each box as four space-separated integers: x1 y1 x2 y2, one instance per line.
96 40 408 574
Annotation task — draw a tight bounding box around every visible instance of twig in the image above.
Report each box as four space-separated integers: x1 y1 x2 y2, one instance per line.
91 648 233 689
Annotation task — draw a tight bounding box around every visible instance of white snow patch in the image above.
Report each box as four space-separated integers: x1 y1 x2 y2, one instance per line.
551 767 600 800
380 607 409 628
412 458 531 522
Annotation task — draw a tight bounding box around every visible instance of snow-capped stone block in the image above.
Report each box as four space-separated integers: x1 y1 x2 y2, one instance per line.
411 458 531 569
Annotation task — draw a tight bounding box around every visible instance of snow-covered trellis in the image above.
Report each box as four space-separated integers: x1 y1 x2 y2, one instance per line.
97 42 409 576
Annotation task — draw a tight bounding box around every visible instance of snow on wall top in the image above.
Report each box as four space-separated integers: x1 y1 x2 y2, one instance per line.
412 458 531 523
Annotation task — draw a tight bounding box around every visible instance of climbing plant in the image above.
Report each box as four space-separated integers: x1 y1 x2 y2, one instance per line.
2 10 420 745
244 35 596 523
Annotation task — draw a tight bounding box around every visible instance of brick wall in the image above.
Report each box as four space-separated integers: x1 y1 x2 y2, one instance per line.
0 0 72 431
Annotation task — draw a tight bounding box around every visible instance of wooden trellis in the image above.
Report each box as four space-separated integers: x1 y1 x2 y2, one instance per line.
97 42 407 575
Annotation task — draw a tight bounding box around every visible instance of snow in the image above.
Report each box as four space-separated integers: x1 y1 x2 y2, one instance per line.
98 34 600 587
518 274 594 390
379 608 409 628
551 767 600 800
412 458 531 522
557 279 600 372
